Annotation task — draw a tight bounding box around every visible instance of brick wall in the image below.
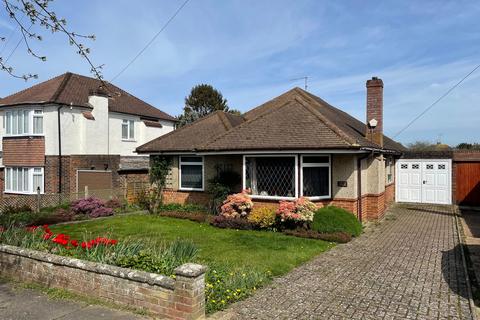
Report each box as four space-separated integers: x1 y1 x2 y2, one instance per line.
361 192 386 220
0 244 206 320
384 183 395 207
3 137 45 166
162 189 211 207
44 156 71 194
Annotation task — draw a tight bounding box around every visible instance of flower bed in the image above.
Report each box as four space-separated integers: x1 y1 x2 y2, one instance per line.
0 197 137 230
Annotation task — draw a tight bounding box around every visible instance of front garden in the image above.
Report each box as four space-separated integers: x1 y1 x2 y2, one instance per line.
0 162 364 315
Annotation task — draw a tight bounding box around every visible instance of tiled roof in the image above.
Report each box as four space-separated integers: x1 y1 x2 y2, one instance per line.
137 87 404 153
137 111 245 152
0 72 176 121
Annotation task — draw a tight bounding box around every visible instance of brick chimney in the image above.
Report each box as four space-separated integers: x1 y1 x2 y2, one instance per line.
366 77 383 147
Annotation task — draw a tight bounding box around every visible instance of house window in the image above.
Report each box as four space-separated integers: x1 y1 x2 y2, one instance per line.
301 156 330 199
244 156 297 199
122 119 135 140
5 109 41 136
4 167 43 194
179 156 203 190
386 158 393 183
33 109 43 134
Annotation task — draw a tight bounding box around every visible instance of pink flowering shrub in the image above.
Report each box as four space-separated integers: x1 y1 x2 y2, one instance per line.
71 197 113 218
220 191 253 218
277 197 317 223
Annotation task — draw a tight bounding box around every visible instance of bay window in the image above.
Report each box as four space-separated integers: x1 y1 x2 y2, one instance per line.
5 167 44 194
122 119 135 140
179 156 204 191
243 155 331 200
4 109 43 136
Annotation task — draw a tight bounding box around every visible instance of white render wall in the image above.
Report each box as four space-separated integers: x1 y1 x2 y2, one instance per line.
108 112 175 156
0 96 175 157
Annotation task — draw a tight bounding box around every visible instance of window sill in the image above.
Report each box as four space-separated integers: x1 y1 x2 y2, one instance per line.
4 191 43 195
122 139 137 142
4 134 44 138
306 196 331 201
179 187 204 192
250 195 297 201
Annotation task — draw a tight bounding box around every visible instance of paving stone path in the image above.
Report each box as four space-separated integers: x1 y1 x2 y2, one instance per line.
0 279 145 320
225 204 475 320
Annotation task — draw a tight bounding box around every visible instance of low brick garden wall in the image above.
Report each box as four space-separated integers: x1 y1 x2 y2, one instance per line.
0 244 206 320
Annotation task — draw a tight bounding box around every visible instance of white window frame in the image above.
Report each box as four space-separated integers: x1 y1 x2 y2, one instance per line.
242 154 299 200
300 155 331 200
4 167 44 194
121 119 135 141
4 108 44 137
33 109 43 135
179 156 204 191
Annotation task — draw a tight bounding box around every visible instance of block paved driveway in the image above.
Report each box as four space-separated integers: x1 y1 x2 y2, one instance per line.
225 204 475 320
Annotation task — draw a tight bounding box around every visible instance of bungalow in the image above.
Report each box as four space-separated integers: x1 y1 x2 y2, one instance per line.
137 77 405 221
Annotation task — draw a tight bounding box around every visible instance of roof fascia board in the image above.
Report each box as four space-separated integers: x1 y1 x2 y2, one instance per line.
146 149 369 156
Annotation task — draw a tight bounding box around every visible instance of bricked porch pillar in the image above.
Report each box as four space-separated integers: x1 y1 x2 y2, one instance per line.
172 263 207 319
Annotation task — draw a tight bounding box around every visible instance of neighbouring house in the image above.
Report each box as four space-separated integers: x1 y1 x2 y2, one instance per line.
137 77 405 221
0 72 176 196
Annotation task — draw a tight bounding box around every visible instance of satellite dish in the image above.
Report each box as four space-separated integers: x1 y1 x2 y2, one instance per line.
369 119 378 129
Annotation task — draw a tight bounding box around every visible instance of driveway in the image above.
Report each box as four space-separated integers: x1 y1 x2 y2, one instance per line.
224 204 475 320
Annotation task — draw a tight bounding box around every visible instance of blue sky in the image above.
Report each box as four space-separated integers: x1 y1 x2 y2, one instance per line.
1 0 479 146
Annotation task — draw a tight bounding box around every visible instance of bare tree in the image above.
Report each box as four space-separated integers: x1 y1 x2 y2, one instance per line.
1 0 102 80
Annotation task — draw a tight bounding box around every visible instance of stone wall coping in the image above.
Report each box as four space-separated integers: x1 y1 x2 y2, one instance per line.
0 244 176 290
174 263 207 278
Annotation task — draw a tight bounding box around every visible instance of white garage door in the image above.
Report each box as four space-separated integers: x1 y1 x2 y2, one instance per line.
396 159 451 205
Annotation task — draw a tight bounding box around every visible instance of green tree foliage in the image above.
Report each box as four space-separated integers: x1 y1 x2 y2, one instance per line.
407 141 451 151
456 142 480 150
148 156 172 212
177 84 240 127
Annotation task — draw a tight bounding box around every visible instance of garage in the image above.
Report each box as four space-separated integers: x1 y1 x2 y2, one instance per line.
396 159 452 205
77 170 113 192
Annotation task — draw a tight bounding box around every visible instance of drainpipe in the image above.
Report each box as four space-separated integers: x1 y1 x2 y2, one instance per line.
57 106 63 194
357 152 372 222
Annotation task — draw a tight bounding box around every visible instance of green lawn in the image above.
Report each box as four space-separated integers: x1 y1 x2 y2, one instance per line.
52 214 333 275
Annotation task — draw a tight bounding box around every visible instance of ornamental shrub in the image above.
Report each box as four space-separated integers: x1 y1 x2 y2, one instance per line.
71 197 113 218
247 207 276 229
277 197 317 224
219 191 253 219
311 206 362 237
211 215 256 230
89 206 114 218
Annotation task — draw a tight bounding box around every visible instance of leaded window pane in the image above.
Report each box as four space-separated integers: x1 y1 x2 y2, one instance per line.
245 157 295 197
